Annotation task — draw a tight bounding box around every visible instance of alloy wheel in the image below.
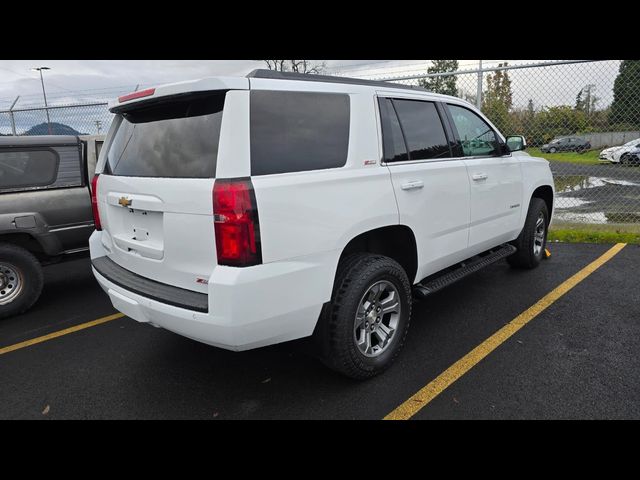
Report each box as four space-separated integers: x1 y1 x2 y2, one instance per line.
354 280 401 357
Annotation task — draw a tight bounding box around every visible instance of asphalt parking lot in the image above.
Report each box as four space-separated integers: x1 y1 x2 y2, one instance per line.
1 242 639 420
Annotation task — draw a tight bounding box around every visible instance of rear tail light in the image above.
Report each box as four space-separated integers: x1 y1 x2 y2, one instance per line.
91 174 102 231
213 178 262 267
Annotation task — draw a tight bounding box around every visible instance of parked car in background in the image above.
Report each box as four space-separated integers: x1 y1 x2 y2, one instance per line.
600 138 640 164
541 136 591 153
89 70 554 379
0 135 104 319
623 145 640 165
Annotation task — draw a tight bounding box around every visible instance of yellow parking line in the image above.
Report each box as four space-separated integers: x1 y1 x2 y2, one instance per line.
384 242 627 420
0 313 124 356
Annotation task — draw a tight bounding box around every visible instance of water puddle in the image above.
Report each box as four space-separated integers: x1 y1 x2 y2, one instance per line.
555 175 640 193
553 211 609 224
553 175 640 224
553 211 640 224
555 198 592 209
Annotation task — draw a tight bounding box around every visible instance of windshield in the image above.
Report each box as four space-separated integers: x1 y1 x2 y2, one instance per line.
104 92 225 178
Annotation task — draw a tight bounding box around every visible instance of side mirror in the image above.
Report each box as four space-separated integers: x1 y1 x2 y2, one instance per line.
506 135 527 152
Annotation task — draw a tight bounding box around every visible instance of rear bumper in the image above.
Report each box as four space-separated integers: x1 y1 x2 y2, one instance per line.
92 256 208 312
89 233 337 351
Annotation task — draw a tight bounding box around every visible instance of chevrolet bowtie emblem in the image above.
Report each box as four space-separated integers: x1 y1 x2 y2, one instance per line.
118 197 132 207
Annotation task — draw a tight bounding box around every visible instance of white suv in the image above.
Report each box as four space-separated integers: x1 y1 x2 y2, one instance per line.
89 70 555 379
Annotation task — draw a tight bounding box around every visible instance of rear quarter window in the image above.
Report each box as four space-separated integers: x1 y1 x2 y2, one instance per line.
250 90 350 176
0 149 59 191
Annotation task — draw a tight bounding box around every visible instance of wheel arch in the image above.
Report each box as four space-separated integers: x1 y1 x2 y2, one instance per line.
336 225 418 284
0 232 48 258
531 185 554 220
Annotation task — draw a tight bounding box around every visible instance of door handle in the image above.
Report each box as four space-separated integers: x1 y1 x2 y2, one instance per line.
472 173 488 181
401 180 424 190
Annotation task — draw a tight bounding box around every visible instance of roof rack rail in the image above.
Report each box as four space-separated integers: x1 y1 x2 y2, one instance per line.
246 69 429 92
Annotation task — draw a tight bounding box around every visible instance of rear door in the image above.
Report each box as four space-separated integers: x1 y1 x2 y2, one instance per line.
444 103 523 252
96 90 242 293
379 95 471 280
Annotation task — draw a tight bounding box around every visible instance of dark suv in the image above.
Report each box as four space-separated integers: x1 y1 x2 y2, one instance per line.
0 135 104 318
541 136 591 153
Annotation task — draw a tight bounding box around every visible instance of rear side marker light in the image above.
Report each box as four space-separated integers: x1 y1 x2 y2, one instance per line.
213 178 262 267
91 174 102 231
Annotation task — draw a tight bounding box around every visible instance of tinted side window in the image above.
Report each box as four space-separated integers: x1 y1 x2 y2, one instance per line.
0 149 58 190
448 104 499 157
250 91 350 176
392 99 451 160
378 98 408 162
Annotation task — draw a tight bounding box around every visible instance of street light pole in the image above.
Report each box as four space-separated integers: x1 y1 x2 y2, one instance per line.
476 60 483 109
32 66 52 135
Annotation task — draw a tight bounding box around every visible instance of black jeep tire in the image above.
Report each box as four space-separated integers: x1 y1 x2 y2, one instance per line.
507 198 549 270
315 253 412 380
0 243 44 319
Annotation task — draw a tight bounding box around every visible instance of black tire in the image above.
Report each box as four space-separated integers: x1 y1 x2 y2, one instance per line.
549 147 557 153
620 153 629 165
507 198 549 269
0 243 44 319
315 253 412 380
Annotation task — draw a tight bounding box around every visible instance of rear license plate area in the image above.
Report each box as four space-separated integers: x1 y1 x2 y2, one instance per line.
124 208 163 244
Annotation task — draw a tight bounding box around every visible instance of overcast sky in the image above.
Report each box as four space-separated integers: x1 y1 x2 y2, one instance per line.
0 59 621 111
0 60 438 106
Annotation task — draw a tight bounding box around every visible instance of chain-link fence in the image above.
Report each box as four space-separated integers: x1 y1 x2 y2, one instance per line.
0 102 112 136
356 60 640 226
2 60 639 226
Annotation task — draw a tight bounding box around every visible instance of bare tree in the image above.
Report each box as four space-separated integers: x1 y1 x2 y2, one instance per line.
264 60 287 72
263 60 326 74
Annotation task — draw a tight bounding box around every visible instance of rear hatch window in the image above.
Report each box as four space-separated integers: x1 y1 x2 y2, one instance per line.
105 92 225 178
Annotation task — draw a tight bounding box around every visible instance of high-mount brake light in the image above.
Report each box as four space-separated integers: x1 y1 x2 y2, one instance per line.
118 88 156 103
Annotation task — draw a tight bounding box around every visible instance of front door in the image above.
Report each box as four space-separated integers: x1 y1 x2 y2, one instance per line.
445 103 523 253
